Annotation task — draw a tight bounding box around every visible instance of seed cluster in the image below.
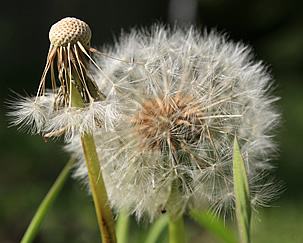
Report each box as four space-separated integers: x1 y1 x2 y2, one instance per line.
132 94 203 151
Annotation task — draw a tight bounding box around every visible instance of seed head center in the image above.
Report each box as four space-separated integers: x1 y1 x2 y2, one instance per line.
132 94 203 151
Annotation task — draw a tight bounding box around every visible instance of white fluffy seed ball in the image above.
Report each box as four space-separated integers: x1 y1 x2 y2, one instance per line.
68 26 280 221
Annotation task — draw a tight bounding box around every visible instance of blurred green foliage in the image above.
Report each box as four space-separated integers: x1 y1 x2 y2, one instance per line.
1 0 303 242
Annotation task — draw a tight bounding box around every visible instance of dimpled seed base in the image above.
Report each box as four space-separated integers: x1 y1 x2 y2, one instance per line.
49 17 91 47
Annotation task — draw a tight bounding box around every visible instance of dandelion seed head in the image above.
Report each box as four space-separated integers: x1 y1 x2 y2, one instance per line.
69 26 281 221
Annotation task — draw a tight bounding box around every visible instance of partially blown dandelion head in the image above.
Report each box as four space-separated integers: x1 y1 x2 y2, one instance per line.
8 17 109 140
69 26 280 220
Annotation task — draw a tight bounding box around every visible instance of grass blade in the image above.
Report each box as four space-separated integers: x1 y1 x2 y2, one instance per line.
190 209 237 243
168 216 185 243
21 158 74 243
145 215 169 243
233 136 251 243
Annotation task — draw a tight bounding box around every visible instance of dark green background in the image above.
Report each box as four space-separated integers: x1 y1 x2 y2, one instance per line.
1 0 302 242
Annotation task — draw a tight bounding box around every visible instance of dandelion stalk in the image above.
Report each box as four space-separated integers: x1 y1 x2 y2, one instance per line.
168 216 185 243
81 133 116 242
71 76 116 243
21 158 74 243
82 135 116 242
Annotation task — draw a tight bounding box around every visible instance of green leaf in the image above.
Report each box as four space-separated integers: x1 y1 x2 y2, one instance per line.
233 136 251 243
145 215 169 243
190 209 237 243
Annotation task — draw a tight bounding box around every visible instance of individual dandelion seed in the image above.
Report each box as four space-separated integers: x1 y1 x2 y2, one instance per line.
8 17 113 140
7 93 53 134
67 25 281 222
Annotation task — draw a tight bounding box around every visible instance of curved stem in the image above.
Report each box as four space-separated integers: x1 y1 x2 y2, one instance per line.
168 216 185 243
21 158 74 243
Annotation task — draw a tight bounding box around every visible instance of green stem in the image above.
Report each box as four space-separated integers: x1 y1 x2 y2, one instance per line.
116 209 129 243
20 158 74 243
168 216 185 243
71 81 116 243
81 133 116 243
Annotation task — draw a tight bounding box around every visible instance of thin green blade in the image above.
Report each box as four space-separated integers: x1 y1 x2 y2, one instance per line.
190 209 237 243
21 158 74 243
145 215 168 243
233 136 251 243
